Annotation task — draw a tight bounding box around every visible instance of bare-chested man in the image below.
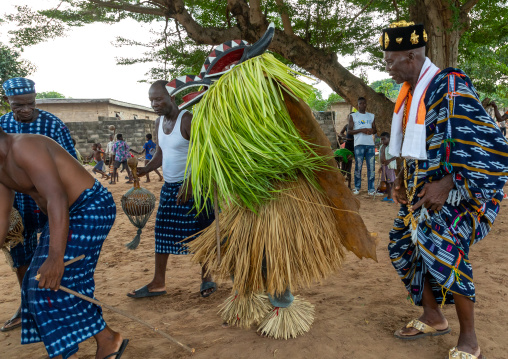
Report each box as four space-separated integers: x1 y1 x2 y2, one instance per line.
0 128 128 359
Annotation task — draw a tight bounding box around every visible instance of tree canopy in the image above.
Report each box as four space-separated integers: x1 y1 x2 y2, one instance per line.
2 0 507 130
36 91 66 99
0 43 35 115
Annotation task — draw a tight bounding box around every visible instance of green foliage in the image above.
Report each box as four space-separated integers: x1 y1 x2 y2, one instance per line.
188 53 328 212
458 1 508 102
369 78 401 100
36 91 66 99
0 43 36 115
306 88 343 112
2 0 507 104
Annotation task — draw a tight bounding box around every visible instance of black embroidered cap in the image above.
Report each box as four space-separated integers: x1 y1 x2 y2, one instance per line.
379 21 428 51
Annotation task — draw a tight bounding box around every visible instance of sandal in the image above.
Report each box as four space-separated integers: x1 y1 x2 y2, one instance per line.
448 347 484 359
394 319 451 340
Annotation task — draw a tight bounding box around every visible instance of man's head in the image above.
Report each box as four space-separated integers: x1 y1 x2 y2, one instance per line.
146 133 152 141
92 143 98 150
149 80 177 117
357 97 367 113
380 131 390 145
117 133 123 141
109 134 114 141
2 78 37 122
380 21 427 84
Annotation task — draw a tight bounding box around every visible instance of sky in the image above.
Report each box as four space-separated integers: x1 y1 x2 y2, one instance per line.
0 0 387 108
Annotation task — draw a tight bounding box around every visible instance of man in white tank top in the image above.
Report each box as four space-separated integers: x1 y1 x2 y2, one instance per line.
127 80 216 299
347 97 377 195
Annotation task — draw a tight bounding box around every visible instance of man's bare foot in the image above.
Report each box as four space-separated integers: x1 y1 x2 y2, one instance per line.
95 328 124 359
0 310 21 332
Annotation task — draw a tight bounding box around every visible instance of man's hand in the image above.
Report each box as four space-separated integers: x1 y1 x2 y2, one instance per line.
392 174 408 205
176 180 193 205
412 175 454 212
37 256 65 291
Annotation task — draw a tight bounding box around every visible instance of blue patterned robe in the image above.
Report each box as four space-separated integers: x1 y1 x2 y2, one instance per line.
0 110 77 267
389 68 508 306
21 181 115 359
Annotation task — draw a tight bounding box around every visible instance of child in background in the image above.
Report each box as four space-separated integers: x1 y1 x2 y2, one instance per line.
378 132 396 203
89 143 110 180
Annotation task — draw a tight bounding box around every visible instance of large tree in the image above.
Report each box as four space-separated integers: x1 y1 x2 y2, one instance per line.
4 0 506 131
0 43 35 115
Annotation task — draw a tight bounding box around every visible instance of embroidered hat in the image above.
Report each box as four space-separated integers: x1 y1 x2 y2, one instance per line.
2 77 36 97
379 21 427 51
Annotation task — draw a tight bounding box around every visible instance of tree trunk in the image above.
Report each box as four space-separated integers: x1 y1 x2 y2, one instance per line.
410 0 474 69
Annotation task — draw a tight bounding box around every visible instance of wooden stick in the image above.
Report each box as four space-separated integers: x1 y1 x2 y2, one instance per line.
36 256 195 354
214 184 221 265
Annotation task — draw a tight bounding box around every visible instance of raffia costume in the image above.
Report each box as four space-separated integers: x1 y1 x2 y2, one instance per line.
166 24 377 339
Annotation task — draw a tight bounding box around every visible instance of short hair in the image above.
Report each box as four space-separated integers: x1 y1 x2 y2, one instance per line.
116 133 123 140
380 131 390 138
151 80 169 94
146 133 152 140
358 97 366 102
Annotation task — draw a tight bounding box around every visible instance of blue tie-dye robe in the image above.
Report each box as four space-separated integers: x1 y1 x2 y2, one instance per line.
388 68 508 306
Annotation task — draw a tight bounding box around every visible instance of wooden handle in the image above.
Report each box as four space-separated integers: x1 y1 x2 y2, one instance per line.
127 157 140 188
35 254 86 281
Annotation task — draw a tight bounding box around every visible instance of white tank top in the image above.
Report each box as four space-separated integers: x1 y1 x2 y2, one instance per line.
158 110 189 183
351 112 375 147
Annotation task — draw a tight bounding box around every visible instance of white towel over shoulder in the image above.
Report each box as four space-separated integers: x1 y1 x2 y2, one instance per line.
389 57 440 160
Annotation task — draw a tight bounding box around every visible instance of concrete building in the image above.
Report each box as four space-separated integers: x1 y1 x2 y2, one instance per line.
327 100 353 134
35 98 156 122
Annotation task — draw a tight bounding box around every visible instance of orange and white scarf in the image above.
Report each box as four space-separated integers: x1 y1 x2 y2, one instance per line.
389 57 440 160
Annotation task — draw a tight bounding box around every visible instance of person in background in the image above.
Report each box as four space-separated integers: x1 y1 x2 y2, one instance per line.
490 101 507 137
378 132 396 203
348 97 377 195
130 133 163 183
111 133 133 184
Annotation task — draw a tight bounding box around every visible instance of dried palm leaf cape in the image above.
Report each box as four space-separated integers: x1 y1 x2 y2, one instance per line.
121 157 156 249
168 23 377 339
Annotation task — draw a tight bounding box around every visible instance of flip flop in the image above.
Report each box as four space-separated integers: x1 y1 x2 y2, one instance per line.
0 308 22 332
127 285 167 298
382 197 389 201
103 339 129 359
394 319 451 340
200 281 217 298
447 347 484 359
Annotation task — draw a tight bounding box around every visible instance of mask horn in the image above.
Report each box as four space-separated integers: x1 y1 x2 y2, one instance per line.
238 23 275 63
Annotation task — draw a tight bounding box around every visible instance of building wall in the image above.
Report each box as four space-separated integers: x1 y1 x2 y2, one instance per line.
67 117 155 156
106 104 156 121
37 102 109 123
313 111 338 149
36 101 156 122
328 101 353 133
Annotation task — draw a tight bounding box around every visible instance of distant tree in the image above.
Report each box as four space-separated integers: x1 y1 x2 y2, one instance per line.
370 78 401 100
307 89 344 112
36 91 66 99
0 43 36 115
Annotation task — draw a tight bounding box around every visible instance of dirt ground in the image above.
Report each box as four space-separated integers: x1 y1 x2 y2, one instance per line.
1 164 507 359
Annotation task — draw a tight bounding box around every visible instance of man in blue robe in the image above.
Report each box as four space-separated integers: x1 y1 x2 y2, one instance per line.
1 77 77 332
382 21 508 359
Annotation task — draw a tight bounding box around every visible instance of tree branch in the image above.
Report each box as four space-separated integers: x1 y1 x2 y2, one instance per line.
392 0 400 20
88 0 165 16
275 0 294 35
461 0 479 13
248 0 264 26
